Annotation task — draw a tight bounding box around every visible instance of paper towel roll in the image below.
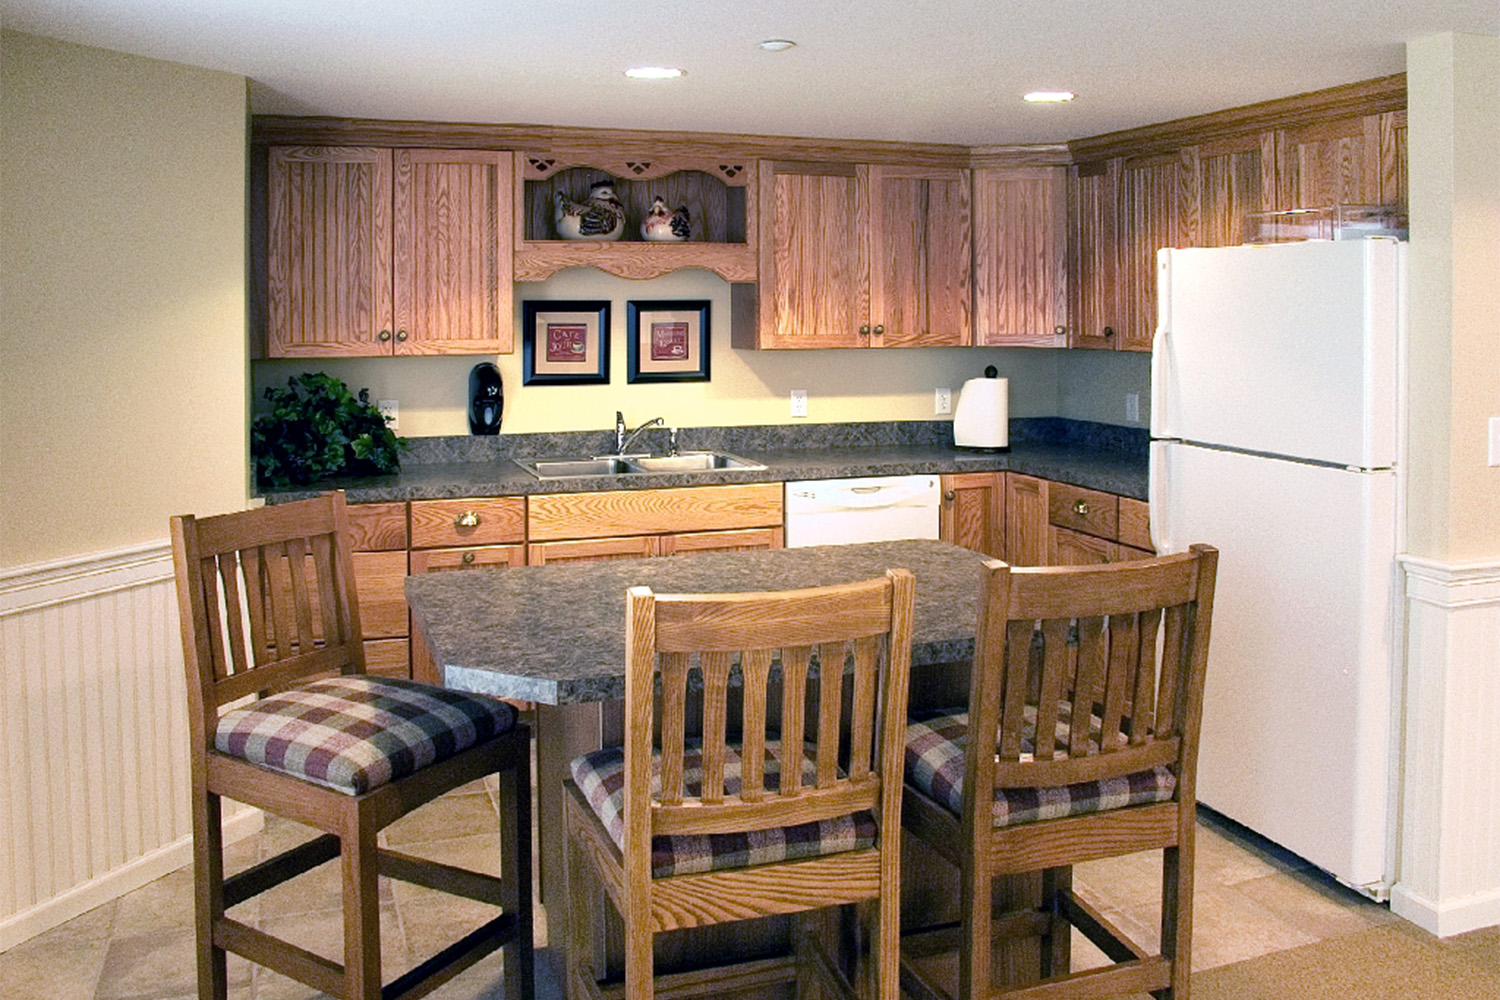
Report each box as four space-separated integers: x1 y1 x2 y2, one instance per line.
952 376 1009 449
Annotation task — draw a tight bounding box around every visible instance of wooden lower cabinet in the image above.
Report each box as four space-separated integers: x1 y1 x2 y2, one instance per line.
939 472 1005 558
347 502 411 677
1002 473 1153 567
527 535 658 566
1004 474 1051 566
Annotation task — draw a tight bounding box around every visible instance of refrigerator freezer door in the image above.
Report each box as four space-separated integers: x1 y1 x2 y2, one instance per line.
1153 240 1400 469
1151 441 1396 891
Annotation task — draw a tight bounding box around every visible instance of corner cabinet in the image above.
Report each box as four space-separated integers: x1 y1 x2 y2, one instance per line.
512 153 757 282
1004 474 1155 567
732 161 972 349
972 167 1068 348
265 146 513 357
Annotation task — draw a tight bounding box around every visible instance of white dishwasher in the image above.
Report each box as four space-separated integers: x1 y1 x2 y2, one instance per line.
784 474 942 547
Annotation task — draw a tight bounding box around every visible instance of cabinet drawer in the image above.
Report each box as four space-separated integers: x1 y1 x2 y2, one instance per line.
1047 483 1118 540
410 497 525 548
1117 497 1153 552
528 483 783 542
409 544 526 572
347 501 408 551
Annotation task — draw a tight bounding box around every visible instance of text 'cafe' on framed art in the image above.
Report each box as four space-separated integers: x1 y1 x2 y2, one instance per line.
523 301 610 385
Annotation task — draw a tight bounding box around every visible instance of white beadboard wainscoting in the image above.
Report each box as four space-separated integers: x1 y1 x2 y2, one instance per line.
0 542 260 952
1394 555 1500 937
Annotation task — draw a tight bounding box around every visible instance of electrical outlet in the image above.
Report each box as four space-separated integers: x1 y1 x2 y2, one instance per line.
790 389 808 418
378 398 399 430
1125 392 1140 423
935 387 952 414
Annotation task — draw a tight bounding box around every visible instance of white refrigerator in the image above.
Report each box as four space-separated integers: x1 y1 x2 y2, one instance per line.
1149 238 1405 897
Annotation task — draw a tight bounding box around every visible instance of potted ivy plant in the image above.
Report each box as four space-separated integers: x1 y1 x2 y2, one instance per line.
252 372 407 488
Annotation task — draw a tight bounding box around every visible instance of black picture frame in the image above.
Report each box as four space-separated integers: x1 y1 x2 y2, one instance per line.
522 300 611 385
626 300 711 384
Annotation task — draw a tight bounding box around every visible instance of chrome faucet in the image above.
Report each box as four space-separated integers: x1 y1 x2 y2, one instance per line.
614 411 664 454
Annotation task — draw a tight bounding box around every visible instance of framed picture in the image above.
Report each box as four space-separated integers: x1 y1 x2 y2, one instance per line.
626 300 711 383
522 301 611 385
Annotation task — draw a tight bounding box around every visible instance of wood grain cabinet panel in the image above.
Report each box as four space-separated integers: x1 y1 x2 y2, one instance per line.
659 527 784 555
410 497 526 548
1050 526 1118 566
350 550 410 640
528 483 783 542
1185 133 1276 249
346 501 408 551
1275 114 1386 211
527 535 660 566
1067 159 1122 351
733 162 970 349
1004 474 1050 567
266 146 512 357
1047 483 1119 540
1117 497 1153 552
972 167 1068 347
1117 152 1193 352
940 472 1005 559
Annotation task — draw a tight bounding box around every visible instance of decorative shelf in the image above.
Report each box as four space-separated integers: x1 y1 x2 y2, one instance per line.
516 155 756 282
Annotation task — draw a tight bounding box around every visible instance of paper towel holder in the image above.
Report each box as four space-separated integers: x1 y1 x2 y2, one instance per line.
952 365 1009 451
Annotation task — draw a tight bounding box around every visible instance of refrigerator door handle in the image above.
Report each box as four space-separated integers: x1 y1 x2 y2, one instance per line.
1149 443 1171 554
1151 250 1171 438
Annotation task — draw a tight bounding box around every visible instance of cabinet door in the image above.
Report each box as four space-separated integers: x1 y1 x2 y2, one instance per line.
660 527 784 555
408 544 524 684
1004 474 1050 567
972 167 1067 347
1118 153 1191 352
867 165 972 347
1067 159 1121 351
1050 526 1116 566
1275 114 1386 211
940 472 1004 558
1187 133 1276 249
267 146 393 357
753 161 867 348
393 149 514 355
527 536 659 565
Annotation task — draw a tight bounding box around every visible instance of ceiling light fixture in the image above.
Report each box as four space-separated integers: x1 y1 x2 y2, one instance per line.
758 39 796 51
625 66 685 80
1023 90 1076 104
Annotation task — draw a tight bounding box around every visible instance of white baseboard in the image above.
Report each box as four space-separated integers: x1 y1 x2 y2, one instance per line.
1391 882 1500 939
0 807 261 954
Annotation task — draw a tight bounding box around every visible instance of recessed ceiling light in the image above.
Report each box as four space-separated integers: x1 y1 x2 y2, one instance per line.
625 66 685 80
1023 90 1076 104
759 39 796 52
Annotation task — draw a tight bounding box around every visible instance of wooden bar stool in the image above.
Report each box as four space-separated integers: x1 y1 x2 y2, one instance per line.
170 492 533 1000
901 546 1218 1000
563 569 916 1000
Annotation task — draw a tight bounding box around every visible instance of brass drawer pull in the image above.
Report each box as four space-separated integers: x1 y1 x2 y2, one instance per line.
461 551 476 565
1072 499 1090 516
455 511 481 528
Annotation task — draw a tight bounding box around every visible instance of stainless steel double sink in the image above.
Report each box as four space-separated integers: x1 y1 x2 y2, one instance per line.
517 450 766 480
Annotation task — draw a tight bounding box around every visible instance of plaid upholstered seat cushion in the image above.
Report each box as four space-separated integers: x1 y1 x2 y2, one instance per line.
905 709 1176 828
570 741 877 878
215 676 516 795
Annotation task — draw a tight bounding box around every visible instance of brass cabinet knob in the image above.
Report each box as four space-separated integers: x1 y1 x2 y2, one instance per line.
859 325 871 336
455 511 481 528
944 490 956 502
395 329 408 342
1073 499 1090 516
873 325 885 335
1103 326 1115 339
378 330 392 342
1054 325 1067 336
461 551 476 566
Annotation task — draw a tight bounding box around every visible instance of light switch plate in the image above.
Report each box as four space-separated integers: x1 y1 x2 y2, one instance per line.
790 389 808 418
378 399 399 430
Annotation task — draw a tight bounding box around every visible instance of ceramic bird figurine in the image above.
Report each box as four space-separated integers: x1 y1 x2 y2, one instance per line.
554 180 625 241
640 196 691 242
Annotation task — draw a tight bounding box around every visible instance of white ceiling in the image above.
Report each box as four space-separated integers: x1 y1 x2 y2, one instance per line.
2 1 1495 145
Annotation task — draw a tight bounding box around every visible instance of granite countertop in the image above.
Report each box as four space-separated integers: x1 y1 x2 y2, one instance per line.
261 418 1149 503
405 538 992 705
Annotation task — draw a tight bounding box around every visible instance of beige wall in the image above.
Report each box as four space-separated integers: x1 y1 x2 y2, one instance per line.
0 32 250 568
1405 33 1500 562
253 267 1120 438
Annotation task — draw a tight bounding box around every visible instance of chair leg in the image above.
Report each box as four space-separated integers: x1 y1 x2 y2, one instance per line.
564 824 596 1000
193 789 228 1000
343 820 383 1000
623 901 653 1000
1159 837 1195 1000
497 761 535 1000
877 877 900 1000
959 863 992 1000
1040 866 1072 980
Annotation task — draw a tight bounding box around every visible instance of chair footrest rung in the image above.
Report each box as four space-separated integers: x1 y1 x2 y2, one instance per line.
1058 889 1149 964
591 954 798 1000
223 833 341 909
378 847 505 906
215 916 342 996
383 912 518 1000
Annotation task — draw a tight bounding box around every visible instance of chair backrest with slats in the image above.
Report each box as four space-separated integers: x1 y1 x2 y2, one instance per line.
622 569 915 872
170 492 367 747
965 545 1217 807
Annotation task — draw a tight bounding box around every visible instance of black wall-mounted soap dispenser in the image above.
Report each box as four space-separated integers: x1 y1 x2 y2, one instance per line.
468 363 503 435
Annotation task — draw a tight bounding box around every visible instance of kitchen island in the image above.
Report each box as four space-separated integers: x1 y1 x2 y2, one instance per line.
405 538 994 991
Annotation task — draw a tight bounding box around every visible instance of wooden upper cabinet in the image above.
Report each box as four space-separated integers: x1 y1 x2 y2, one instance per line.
267 147 393 357
1275 114 1387 212
1116 152 1193 352
733 161 970 349
1185 132 1276 248
1067 158 1121 352
266 146 512 357
393 149 513 355
866 164 972 347
972 166 1067 348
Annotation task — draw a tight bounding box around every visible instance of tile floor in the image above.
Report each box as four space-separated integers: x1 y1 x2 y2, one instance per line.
0 787 1402 1000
